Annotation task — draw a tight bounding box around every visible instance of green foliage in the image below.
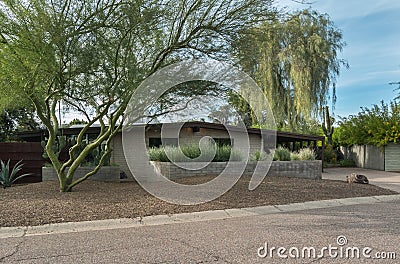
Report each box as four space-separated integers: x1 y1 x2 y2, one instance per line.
67 119 88 127
215 145 243 162
41 136 67 160
0 108 40 142
148 147 170 162
273 147 291 161
336 101 400 147
83 142 112 167
290 152 300 160
0 160 31 188
339 159 355 167
322 106 335 145
148 144 243 162
234 9 347 131
250 150 270 161
297 148 316 161
0 0 275 192
323 144 336 163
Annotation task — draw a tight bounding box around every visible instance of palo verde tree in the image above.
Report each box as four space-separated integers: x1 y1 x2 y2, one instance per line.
0 0 275 192
233 9 348 132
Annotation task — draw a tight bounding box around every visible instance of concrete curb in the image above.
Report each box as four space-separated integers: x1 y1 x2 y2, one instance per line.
1 194 399 239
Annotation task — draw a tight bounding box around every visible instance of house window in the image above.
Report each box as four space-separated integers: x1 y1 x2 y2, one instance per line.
149 138 178 148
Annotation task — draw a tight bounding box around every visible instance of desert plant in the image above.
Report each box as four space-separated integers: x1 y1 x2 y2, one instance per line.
148 144 243 162
273 147 291 161
297 148 316 160
322 106 335 145
182 143 215 161
148 147 169 162
250 150 270 161
41 135 67 160
290 152 300 160
0 160 32 188
215 145 243 162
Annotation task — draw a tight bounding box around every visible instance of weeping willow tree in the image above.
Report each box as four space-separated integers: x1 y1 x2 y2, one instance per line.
234 9 348 132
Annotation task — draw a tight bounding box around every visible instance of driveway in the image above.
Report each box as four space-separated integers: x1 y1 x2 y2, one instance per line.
323 167 400 192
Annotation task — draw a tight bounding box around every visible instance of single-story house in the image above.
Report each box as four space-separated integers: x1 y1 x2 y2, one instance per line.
17 121 325 180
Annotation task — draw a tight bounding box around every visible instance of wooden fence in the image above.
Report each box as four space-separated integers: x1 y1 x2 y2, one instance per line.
0 142 45 183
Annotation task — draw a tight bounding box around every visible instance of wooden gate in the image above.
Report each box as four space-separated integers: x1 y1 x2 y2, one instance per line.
0 142 45 183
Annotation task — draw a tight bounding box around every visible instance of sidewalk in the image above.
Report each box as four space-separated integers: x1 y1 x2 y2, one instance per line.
323 167 400 192
1 167 399 240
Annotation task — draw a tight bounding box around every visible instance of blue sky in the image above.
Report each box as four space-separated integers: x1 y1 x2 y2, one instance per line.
277 0 400 118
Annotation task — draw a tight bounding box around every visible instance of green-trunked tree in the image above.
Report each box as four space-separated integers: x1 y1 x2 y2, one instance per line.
0 0 276 192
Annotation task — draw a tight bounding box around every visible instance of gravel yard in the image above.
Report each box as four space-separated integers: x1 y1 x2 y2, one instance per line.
0 175 397 227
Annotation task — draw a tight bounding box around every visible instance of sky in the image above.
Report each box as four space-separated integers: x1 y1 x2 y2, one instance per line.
276 0 400 118
62 0 400 124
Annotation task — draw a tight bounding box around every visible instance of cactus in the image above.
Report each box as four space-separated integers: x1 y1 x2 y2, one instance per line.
42 135 111 166
322 106 335 145
41 135 67 159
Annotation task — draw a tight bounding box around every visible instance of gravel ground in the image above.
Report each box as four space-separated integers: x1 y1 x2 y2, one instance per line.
0 176 397 227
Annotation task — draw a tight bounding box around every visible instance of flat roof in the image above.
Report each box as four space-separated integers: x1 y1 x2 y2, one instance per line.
17 121 324 142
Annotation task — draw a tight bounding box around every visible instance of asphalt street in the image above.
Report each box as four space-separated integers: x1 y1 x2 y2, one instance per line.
0 199 398 263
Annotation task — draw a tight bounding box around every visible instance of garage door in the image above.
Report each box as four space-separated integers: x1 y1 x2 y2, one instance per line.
385 143 400 171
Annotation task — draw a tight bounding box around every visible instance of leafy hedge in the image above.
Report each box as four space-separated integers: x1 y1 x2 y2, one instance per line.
335 101 400 147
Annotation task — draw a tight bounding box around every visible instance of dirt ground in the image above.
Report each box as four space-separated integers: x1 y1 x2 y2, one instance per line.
0 175 397 227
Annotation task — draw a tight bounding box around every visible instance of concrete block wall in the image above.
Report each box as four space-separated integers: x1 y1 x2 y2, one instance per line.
341 145 384 171
151 160 322 180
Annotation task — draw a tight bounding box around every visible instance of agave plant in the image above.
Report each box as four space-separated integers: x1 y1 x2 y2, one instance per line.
0 160 32 189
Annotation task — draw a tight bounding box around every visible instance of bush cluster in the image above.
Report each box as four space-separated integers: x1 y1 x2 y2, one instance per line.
273 147 316 161
149 145 318 162
148 143 243 162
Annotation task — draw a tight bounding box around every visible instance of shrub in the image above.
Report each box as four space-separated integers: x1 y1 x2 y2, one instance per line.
290 152 300 160
148 147 169 162
273 147 291 161
214 145 243 162
339 159 356 167
148 143 243 162
323 144 336 163
0 160 32 189
182 143 215 161
297 148 316 160
250 150 270 161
